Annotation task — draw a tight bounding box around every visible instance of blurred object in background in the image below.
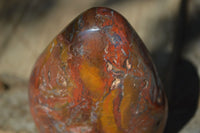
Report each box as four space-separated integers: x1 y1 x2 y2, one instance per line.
0 0 200 132
0 79 9 94
0 0 56 59
0 0 55 22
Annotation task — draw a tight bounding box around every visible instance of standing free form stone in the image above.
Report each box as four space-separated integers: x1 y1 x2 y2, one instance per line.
29 7 168 133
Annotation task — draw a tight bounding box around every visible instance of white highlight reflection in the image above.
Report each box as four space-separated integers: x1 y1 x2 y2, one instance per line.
86 27 100 32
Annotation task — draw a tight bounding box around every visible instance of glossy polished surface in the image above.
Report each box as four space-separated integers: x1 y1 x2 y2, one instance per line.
29 7 167 133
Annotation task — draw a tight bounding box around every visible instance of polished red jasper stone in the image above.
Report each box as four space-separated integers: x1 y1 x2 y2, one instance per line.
29 7 168 133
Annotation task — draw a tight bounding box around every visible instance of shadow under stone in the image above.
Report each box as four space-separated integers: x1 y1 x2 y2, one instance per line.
152 0 200 132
